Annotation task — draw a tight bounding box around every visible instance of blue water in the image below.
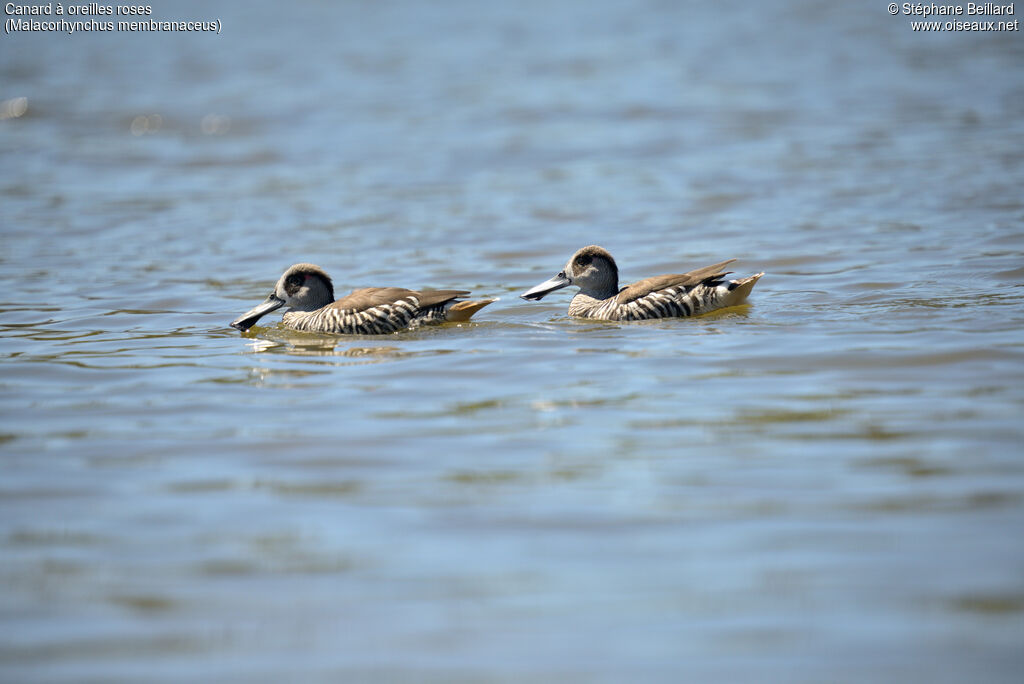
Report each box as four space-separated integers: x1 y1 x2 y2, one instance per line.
2 1 1023 681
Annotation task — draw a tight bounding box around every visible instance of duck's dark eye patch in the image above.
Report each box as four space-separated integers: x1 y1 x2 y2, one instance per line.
575 254 592 268
286 274 304 287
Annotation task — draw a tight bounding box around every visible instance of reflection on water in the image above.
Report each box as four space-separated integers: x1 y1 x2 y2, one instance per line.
2 0 1024 681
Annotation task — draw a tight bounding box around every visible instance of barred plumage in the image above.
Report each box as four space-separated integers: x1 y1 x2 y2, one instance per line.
605 284 721 321
522 246 762 321
231 263 494 334
284 298 419 334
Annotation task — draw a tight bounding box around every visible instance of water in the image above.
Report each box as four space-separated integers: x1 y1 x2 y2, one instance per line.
2 1 1023 681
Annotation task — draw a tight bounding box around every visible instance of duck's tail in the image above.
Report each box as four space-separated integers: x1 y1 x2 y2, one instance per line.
722 273 764 308
446 298 495 322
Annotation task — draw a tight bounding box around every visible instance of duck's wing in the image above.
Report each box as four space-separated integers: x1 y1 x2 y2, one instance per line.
329 287 469 314
616 259 736 305
413 289 472 310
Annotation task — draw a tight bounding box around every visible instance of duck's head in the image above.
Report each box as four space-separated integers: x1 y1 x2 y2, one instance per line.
230 263 335 331
520 245 619 301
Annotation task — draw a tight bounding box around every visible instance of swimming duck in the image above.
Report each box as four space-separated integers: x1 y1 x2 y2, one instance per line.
231 263 494 334
520 245 762 320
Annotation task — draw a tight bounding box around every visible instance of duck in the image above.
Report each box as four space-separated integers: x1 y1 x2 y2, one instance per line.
231 263 494 334
520 245 762 320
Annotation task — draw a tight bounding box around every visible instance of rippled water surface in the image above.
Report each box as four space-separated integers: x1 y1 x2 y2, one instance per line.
2 1 1024 681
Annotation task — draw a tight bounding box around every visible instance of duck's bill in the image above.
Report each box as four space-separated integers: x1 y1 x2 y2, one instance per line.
230 294 284 331
520 273 571 301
